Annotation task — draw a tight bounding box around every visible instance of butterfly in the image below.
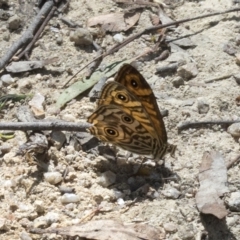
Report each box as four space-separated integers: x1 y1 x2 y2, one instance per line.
87 64 175 160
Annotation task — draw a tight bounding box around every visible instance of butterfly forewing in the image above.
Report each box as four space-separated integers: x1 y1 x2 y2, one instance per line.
115 64 168 146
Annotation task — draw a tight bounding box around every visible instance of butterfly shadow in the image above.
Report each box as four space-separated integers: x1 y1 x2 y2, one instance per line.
89 144 180 201
200 214 237 240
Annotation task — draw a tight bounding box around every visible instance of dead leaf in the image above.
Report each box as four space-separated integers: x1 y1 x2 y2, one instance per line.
87 11 141 32
158 6 175 26
5 58 58 73
30 219 164 240
195 151 229 219
150 14 160 26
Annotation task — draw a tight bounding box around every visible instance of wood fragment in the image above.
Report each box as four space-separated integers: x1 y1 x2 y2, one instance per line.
205 74 233 83
0 121 92 132
0 1 55 70
155 62 178 73
226 154 240 169
177 120 240 132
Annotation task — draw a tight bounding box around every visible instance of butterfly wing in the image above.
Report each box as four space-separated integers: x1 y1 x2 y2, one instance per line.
114 64 168 146
96 81 157 138
88 105 159 156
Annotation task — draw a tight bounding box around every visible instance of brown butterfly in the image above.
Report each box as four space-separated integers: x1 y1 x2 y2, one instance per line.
87 64 175 160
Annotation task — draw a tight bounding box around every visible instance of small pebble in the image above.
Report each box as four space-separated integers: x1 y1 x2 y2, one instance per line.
33 216 48 228
228 123 240 138
59 186 75 194
0 9 10 20
177 62 198 80
98 171 116 187
182 99 195 107
20 231 32 240
163 222 177 233
19 79 32 93
34 200 45 213
226 216 238 226
28 92 45 119
60 193 80 204
0 143 11 154
3 31 10 41
112 189 124 199
117 198 125 206
50 131 66 150
0 218 8 231
161 187 180 199
70 28 93 45
3 179 17 188
235 53 240 65
18 203 34 212
56 34 63 45
172 76 184 88
226 192 240 211
1 74 14 85
197 100 209 114
177 225 195 240
218 100 228 111
44 172 63 185
223 42 237 55
113 33 124 43
45 212 59 224
8 15 21 30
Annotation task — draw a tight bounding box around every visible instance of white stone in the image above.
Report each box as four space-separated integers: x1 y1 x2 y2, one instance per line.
60 193 80 204
162 187 180 199
227 192 240 211
1 74 14 85
34 200 45 213
113 33 124 43
44 172 63 185
98 171 116 187
45 212 59 223
117 198 125 206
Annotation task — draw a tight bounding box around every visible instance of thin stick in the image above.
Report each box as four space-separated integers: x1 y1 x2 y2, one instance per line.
205 74 233 83
226 154 240 169
17 4 57 60
0 121 92 132
177 120 240 132
0 0 54 70
63 7 240 86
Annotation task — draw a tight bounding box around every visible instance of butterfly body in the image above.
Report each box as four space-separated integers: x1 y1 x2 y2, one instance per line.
87 64 175 160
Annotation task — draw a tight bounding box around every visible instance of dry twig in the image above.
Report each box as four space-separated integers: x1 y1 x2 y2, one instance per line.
0 121 91 132
177 120 240 132
17 3 58 60
205 74 233 83
226 154 240 169
64 7 240 86
0 0 55 70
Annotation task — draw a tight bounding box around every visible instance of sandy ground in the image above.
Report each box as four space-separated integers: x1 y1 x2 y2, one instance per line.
0 0 240 239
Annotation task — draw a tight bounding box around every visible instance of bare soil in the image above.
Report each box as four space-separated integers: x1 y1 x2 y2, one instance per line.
0 0 240 239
